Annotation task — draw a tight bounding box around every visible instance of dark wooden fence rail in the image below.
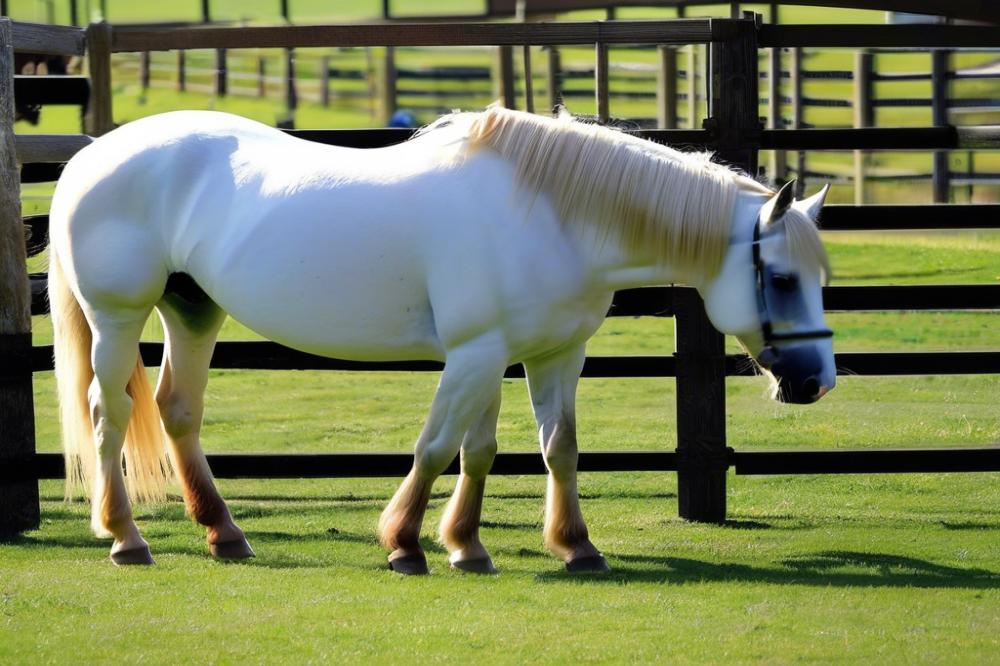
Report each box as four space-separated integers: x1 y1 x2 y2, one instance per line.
2 17 999 537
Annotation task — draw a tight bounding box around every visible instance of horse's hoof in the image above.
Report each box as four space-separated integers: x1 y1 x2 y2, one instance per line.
388 550 429 575
565 554 610 573
110 544 155 566
450 556 497 575
209 537 256 560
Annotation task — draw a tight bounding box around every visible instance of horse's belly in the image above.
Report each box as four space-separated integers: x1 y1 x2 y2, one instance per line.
227 291 442 361
190 226 444 361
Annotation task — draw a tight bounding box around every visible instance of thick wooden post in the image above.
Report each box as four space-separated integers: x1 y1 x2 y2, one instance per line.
0 18 40 536
496 45 515 109
932 49 951 203
675 17 759 524
545 45 561 112
853 50 873 204
319 55 330 106
284 48 296 112
673 290 727 524
790 45 805 197
214 48 227 97
139 51 150 90
84 21 113 136
176 49 186 92
595 41 609 122
381 46 396 122
657 45 678 128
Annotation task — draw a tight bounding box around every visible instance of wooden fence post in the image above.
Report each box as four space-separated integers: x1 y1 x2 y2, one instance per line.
496 45 515 109
381 46 396 122
84 20 113 136
932 48 951 203
595 41 609 122
546 45 561 113
319 55 330 106
790 45 805 197
673 289 727 524
767 2 786 183
657 45 678 128
139 51 150 90
176 49 186 92
522 45 534 114
0 18 40 536
284 48 296 112
853 50 873 204
257 54 266 97
214 47 227 97
687 45 698 129
674 16 759 524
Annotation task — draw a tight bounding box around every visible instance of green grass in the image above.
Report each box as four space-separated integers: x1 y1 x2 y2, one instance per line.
5 3 1000 662
2 474 998 663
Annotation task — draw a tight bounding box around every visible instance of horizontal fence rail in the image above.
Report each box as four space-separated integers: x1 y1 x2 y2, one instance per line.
9 21 85 55
6 447 998 482
110 19 723 52
17 342 1000 378
759 24 1000 49
17 127 1000 173
24 274 1000 314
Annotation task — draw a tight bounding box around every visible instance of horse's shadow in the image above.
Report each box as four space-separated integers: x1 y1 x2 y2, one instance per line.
535 550 1000 590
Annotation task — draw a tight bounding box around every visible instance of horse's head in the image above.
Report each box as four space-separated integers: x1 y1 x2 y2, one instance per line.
702 180 835 404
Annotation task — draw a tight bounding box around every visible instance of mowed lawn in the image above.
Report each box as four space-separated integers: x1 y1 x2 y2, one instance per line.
6 233 999 662
5 4 1000 661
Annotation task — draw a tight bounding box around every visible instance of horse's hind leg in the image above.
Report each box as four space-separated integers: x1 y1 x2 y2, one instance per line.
88 310 155 564
155 294 253 559
378 333 507 575
438 389 501 574
524 345 609 573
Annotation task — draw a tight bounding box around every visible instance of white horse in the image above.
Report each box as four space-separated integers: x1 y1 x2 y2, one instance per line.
48 106 834 572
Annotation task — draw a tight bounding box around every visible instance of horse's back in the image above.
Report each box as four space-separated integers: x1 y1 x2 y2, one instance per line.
48 110 610 364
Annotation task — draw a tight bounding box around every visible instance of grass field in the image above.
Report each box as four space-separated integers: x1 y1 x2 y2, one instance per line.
4 2 1000 663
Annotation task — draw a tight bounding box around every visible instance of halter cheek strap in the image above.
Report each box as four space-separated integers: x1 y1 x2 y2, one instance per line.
752 219 833 353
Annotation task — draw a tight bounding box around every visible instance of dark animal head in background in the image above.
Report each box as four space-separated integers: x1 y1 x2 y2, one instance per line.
14 53 74 125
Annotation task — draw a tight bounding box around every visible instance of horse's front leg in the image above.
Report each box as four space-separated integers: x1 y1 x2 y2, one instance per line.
525 346 609 573
378 333 507 575
438 390 501 573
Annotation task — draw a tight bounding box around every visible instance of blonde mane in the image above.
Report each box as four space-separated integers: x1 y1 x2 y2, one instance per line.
465 106 773 279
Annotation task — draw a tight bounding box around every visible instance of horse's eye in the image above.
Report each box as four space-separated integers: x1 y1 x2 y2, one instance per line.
771 273 798 292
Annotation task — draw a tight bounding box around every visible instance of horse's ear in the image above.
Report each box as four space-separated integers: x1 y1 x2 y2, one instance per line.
800 183 830 221
766 179 796 224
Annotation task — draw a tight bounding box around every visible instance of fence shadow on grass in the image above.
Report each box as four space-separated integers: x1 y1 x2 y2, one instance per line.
536 550 1000 590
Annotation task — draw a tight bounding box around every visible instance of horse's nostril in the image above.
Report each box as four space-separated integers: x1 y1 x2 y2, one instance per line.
802 376 820 399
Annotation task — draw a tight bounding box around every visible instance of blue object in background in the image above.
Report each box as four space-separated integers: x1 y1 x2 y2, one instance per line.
388 110 417 128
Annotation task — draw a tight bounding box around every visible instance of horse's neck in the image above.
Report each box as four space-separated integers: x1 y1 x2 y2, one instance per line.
577 190 763 294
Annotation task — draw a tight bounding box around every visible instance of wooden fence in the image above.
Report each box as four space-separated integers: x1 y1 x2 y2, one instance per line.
2 16 999 537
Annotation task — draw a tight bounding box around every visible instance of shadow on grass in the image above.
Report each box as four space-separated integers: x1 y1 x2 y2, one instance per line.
481 520 543 531
536 550 1000 589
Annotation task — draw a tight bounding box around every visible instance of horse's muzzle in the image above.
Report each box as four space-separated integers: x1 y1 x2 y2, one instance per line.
766 346 831 404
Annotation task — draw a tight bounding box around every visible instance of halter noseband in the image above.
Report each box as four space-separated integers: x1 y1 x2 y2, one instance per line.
751 217 833 357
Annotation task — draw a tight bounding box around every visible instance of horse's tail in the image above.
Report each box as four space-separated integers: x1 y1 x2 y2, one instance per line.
49 248 170 503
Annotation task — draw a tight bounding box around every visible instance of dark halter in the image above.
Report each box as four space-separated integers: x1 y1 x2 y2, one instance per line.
752 217 834 353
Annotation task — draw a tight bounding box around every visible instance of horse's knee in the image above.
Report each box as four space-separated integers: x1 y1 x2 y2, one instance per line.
542 421 578 480
414 439 460 478
462 436 497 478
